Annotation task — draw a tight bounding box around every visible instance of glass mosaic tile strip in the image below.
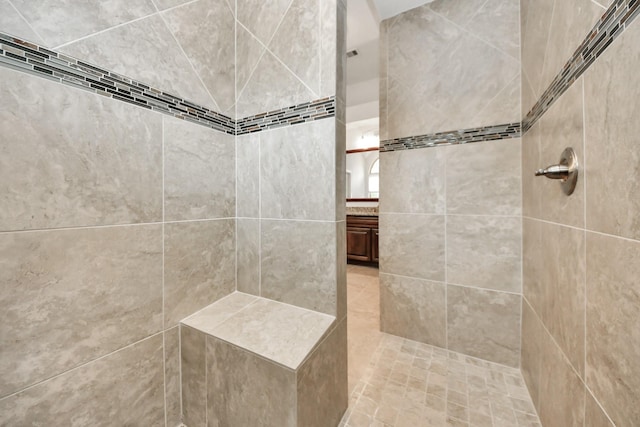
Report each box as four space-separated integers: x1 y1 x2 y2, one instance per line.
0 33 336 136
380 122 521 152
522 0 640 133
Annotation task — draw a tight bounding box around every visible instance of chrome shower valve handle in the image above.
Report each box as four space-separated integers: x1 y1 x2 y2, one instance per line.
535 147 579 196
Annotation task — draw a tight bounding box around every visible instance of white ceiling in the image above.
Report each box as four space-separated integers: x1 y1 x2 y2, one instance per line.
345 0 432 123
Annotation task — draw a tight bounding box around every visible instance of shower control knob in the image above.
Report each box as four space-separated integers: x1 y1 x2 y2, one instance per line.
534 147 579 196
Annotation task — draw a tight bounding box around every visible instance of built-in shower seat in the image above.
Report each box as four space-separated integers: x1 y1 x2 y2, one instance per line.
178 292 346 426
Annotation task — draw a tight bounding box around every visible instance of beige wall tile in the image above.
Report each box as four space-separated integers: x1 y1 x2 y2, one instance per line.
521 299 543 410
162 0 236 112
0 0 45 44
236 0 292 45
520 0 554 98
446 139 521 216
540 0 603 94
61 15 217 111
446 215 522 293
0 67 162 232
235 23 265 98
181 325 206 427
261 220 337 315
447 285 521 367
538 79 585 228
164 326 181 426
269 0 320 95
236 133 260 218
522 121 542 219
466 0 520 60
207 336 297 427
10 0 155 47
380 273 446 347
320 0 339 98
538 221 586 377
260 120 336 221
586 232 640 426
236 50 316 118
336 221 347 321
379 147 446 214
297 319 348 427
538 328 585 427
522 218 543 315
427 0 487 27
164 220 235 328
584 21 640 241
0 225 163 397
585 391 615 427
379 213 445 282
164 118 235 221
0 334 165 425
236 218 260 295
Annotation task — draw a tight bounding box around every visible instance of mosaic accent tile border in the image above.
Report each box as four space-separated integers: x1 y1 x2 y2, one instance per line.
0 32 335 135
522 0 640 133
236 97 336 135
380 123 521 152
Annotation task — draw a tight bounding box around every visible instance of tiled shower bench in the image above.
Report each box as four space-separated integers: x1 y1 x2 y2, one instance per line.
179 292 348 427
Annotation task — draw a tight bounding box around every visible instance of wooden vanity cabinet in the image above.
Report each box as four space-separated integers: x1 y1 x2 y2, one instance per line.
346 215 379 265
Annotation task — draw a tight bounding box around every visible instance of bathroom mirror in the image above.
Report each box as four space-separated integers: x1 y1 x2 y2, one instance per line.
346 147 379 201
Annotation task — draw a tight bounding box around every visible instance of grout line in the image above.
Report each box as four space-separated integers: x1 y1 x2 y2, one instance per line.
581 76 589 427
6 0 47 45
161 116 168 427
258 133 262 297
52 11 160 50
156 8 221 112
178 325 183 419
444 147 449 351
162 330 168 427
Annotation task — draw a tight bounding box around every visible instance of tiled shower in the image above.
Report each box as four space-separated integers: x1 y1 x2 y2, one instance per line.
0 0 347 425
1 0 639 426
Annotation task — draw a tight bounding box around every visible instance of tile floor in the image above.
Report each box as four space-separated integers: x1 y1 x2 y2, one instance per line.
342 264 542 427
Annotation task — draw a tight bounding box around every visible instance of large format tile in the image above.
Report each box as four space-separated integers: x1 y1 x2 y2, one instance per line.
261 120 335 221
447 285 521 367
584 21 640 241
538 221 586 377
320 0 339 98
235 23 266 98
446 215 522 293
466 0 520 60
10 0 155 47
538 328 585 427
181 292 259 334
236 133 260 218
0 334 165 425
162 0 236 112
261 219 337 314
209 299 335 369
520 0 554 100
181 325 206 427
585 391 615 427
521 299 543 410
207 336 297 427
427 0 487 27
522 120 542 219
164 326 181 427
0 225 162 397
379 147 445 214
269 0 320 94
522 217 544 318
586 232 640 427
0 0 45 44
236 47 315 118
60 15 217 111
297 319 348 427
379 273 446 347
0 67 162 232
236 218 260 295
379 213 445 282
164 118 235 221
236 0 292 45
538 79 585 228
446 139 521 216
164 220 235 328
540 0 603 94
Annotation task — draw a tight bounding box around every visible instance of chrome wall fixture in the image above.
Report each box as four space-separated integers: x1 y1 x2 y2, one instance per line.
535 147 579 196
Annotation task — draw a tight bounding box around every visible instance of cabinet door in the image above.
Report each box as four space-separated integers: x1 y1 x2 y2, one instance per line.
371 228 379 262
346 227 371 261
